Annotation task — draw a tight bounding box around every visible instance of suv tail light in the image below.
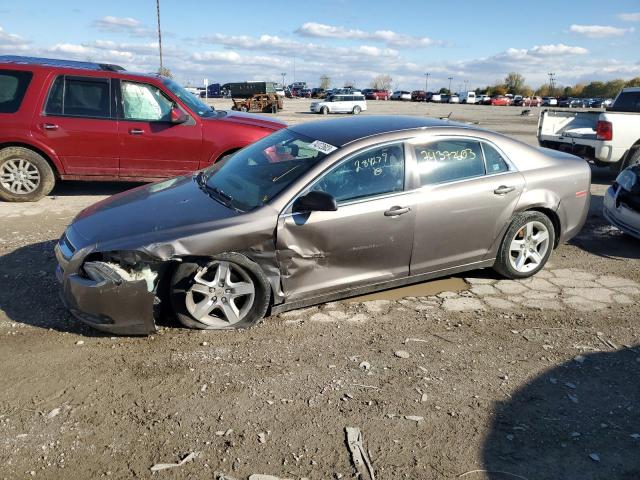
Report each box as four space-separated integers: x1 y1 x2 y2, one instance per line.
596 120 613 141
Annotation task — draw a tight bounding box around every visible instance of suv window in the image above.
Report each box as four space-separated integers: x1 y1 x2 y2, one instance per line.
45 75 111 118
0 70 33 113
122 81 173 121
311 144 405 203
414 138 485 185
482 142 510 174
612 91 640 113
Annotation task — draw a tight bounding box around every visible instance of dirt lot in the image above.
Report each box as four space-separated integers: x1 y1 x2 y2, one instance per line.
1 101 639 480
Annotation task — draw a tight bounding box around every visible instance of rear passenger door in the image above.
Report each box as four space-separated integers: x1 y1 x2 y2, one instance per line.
409 136 526 275
35 75 119 176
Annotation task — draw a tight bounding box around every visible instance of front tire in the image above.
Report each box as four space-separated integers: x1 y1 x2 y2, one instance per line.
0 147 55 202
352 105 361 115
493 212 555 279
320 106 328 115
170 253 270 330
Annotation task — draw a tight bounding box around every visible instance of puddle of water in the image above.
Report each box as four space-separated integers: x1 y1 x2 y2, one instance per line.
348 277 468 302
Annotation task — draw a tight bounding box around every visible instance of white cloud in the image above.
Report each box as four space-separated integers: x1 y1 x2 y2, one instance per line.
618 12 640 21
93 16 156 38
0 25 30 51
529 43 589 56
570 24 633 38
295 22 442 47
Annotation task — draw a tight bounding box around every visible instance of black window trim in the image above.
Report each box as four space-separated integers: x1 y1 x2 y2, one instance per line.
43 74 114 120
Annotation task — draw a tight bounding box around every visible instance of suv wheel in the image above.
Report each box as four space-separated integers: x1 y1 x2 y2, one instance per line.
0 147 55 202
352 105 361 115
320 106 328 115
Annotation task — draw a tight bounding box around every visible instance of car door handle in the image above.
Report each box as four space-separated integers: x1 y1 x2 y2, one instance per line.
42 123 59 131
494 185 515 195
128 128 145 135
384 206 411 217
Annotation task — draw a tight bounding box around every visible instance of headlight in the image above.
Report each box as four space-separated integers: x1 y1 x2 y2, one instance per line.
616 169 638 193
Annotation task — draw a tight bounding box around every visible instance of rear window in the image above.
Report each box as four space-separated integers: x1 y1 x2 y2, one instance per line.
611 91 640 113
45 75 111 118
0 70 33 113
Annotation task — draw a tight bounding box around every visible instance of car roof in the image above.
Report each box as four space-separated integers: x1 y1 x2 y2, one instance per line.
289 115 458 147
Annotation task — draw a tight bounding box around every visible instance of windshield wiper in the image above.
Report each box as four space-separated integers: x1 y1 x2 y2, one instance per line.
195 174 243 211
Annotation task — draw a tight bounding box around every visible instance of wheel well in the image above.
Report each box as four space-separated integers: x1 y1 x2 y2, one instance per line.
214 148 240 163
524 207 561 247
0 142 60 178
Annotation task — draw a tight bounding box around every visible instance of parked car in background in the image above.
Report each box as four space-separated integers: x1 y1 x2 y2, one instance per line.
449 94 460 104
538 87 640 171
478 94 492 105
411 90 427 101
459 92 477 104
0 55 286 202
430 93 442 103
363 89 389 100
542 97 558 106
523 96 543 107
54 115 591 334
310 94 367 115
440 94 451 103
603 163 640 238
391 91 411 101
298 89 312 98
311 88 325 98
569 98 589 108
491 96 512 106
557 97 571 108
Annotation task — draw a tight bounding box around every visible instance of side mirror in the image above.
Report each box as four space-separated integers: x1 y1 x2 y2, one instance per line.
293 191 337 213
170 106 189 124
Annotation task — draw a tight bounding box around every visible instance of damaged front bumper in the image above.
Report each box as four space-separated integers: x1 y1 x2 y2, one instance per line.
55 241 157 335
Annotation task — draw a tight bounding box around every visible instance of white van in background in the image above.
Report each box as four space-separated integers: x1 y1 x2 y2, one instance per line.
310 94 367 115
459 91 477 104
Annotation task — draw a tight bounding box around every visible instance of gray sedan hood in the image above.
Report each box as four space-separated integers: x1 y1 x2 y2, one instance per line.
71 175 240 248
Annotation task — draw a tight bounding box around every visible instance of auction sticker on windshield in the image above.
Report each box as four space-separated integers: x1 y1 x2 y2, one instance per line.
309 140 338 154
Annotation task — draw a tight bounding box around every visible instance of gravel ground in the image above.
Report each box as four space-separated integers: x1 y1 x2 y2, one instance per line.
1 101 639 480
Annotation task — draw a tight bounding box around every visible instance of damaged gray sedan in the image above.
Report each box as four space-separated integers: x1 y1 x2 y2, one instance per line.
55 116 591 335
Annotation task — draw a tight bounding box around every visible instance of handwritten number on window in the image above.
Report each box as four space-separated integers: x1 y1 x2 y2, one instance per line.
419 148 476 162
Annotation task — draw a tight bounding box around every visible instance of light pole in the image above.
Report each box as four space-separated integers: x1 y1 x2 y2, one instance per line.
548 72 556 96
448 76 453 94
281 72 286 89
464 80 468 92
156 0 163 73
424 73 430 93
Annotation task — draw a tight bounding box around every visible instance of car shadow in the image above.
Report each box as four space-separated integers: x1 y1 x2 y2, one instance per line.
50 180 144 198
482 347 640 480
0 240 104 336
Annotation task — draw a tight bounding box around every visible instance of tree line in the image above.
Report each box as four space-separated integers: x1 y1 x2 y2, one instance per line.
476 72 640 98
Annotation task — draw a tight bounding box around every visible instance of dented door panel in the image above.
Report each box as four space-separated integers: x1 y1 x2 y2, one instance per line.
276 193 416 301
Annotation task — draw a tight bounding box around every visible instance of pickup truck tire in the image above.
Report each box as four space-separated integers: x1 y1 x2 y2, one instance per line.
493 211 555 279
171 253 271 330
624 148 640 169
0 147 55 202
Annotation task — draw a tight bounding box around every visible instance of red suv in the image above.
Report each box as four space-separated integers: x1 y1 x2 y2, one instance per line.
0 56 286 202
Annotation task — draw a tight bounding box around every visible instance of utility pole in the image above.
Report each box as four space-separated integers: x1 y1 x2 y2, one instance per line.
464 80 468 92
424 72 430 93
548 72 556 96
156 0 163 72
281 72 286 88
293 56 296 84
448 76 453 94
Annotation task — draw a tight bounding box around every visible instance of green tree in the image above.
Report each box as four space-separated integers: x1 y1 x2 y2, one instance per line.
625 77 640 87
504 72 525 94
604 79 626 98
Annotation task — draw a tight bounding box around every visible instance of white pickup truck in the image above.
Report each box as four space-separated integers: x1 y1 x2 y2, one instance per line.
537 87 640 171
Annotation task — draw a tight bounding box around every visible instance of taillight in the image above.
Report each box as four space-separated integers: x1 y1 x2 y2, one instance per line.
596 120 613 141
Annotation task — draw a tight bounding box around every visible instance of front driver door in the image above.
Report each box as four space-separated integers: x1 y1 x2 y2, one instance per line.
276 142 415 301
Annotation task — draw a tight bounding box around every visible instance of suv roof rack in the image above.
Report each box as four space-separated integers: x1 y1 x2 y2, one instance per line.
0 55 125 72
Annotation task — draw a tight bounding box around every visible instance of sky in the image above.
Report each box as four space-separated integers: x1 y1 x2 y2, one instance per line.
1 0 639 91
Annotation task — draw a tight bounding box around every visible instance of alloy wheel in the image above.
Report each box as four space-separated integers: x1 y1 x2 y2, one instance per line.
185 261 255 328
508 221 550 273
0 158 41 194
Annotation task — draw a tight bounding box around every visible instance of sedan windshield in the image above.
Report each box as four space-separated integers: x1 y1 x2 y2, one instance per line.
162 78 215 117
201 129 331 211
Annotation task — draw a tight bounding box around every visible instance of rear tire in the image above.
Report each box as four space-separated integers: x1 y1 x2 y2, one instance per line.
623 148 640 170
493 211 555 279
170 253 270 330
320 106 328 115
352 105 361 115
0 147 55 202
